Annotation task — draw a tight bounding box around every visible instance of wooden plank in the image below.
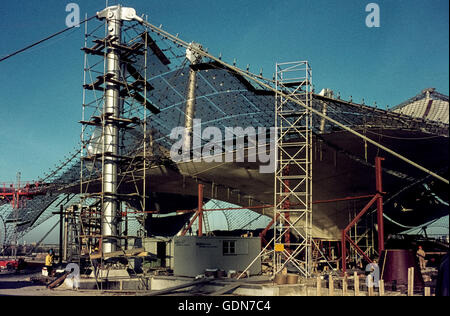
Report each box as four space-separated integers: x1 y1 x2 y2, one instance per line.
379 280 385 296
343 274 348 296
30 276 54 285
142 278 211 296
316 276 322 296
81 46 105 57
368 275 374 297
47 272 69 289
354 272 360 296
328 275 334 296
208 282 242 296
408 267 414 296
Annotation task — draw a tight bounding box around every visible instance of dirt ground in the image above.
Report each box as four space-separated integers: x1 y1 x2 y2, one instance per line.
0 267 114 296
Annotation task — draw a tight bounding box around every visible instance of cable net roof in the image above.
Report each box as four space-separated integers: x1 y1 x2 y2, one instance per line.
1 17 448 245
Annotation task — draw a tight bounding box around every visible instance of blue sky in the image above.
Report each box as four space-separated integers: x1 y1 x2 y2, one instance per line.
0 1 448 243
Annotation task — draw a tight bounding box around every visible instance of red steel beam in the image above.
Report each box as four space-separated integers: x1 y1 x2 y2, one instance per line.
312 194 376 204
342 193 380 274
0 181 45 209
202 204 273 212
180 211 200 237
167 196 375 216
375 157 385 254
259 213 280 248
343 194 380 235
341 156 386 274
180 184 205 237
198 183 204 236
345 233 372 263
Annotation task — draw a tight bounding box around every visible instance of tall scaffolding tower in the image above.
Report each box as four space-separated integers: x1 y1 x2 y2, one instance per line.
79 6 152 261
273 61 313 277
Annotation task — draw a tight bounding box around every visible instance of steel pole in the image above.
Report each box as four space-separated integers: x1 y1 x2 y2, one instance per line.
183 68 197 158
59 204 63 265
102 9 122 254
198 183 204 236
342 230 347 274
375 157 385 254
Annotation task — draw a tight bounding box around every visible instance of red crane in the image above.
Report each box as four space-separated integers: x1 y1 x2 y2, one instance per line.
0 173 46 271
0 173 45 209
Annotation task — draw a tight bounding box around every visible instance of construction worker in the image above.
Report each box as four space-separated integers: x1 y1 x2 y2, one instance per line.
365 258 380 288
45 249 55 276
45 249 54 265
417 246 427 270
90 243 100 278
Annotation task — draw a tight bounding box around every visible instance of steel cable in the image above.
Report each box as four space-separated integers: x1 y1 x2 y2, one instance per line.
0 15 96 63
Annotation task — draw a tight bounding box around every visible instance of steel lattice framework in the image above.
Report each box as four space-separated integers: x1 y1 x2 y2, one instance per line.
79 7 155 255
273 61 313 277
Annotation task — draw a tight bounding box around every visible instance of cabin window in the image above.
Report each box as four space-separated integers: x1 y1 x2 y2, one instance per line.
223 240 236 255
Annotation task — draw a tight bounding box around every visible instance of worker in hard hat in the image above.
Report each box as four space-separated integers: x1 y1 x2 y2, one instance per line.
45 249 55 276
90 243 100 278
416 246 427 270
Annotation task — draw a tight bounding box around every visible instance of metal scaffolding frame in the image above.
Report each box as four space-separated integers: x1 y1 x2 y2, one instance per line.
348 205 376 265
79 6 151 261
273 61 313 277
